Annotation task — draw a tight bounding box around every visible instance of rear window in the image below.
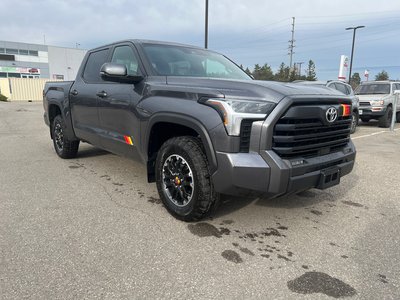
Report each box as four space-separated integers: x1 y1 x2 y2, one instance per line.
83 49 109 83
355 83 390 95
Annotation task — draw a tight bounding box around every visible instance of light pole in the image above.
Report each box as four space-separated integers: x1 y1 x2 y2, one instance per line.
345 25 365 84
205 0 209 49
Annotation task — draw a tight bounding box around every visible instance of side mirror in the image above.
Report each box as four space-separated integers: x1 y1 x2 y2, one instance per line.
100 63 127 77
100 63 144 84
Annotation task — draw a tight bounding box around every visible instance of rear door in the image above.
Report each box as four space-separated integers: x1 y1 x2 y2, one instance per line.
97 43 145 159
70 48 110 146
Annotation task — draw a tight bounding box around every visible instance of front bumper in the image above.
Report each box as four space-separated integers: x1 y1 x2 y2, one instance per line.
211 95 356 197
358 106 386 118
211 141 356 196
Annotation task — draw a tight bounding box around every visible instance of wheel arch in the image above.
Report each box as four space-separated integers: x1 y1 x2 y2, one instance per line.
145 113 218 182
47 100 78 141
48 103 62 139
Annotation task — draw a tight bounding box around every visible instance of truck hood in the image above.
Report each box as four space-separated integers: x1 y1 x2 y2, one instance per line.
159 77 345 103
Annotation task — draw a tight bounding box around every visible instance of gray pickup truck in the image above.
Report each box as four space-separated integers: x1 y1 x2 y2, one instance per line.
43 40 356 221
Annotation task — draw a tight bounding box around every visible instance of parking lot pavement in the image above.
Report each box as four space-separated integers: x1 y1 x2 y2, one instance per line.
1 101 399 299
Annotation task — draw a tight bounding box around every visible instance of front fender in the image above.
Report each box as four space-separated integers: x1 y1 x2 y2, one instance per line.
144 112 219 174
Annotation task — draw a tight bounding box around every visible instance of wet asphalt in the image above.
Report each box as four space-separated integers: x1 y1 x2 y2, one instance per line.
1 102 399 299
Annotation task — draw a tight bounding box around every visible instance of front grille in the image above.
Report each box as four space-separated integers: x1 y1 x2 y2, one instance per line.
360 101 370 106
239 119 254 152
272 106 352 159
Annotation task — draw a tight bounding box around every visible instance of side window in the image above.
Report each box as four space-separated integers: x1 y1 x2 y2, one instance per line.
83 49 109 83
392 83 400 93
327 83 335 90
334 83 348 95
111 46 140 76
345 84 352 95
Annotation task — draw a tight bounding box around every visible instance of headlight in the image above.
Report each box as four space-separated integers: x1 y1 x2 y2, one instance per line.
371 100 384 106
203 98 275 136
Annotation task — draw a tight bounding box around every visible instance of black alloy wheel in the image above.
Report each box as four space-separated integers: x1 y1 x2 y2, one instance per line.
52 115 79 159
155 136 219 221
162 154 195 207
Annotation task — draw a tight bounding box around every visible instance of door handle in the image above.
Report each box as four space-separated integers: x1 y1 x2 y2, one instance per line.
96 91 107 98
70 89 78 96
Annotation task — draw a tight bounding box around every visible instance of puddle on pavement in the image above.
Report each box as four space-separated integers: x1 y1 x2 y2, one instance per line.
287 271 356 298
221 250 243 263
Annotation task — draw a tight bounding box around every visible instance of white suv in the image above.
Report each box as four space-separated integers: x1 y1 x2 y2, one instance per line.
355 81 400 128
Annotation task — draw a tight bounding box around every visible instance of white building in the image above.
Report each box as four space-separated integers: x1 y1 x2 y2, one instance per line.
0 40 87 80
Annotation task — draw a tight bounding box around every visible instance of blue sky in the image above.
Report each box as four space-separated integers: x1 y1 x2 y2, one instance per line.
1 0 399 80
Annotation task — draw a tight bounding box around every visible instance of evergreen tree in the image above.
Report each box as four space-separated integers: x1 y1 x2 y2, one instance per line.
274 62 290 82
253 64 261 79
306 60 317 81
252 63 274 80
350 72 361 88
289 68 297 82
375 70 389 81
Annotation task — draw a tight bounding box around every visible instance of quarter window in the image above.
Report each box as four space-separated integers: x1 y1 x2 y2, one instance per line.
83 49 109 83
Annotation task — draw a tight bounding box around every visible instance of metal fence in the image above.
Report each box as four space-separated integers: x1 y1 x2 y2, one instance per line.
0 78 62 101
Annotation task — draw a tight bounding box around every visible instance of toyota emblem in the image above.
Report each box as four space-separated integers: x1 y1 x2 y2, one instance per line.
326 107 337 123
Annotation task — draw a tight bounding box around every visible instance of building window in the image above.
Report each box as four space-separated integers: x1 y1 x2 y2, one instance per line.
0 54 15 61
0 48 4 54
0 72 7 78
19 49 29 55
8 73 21 78
5 48 19 55
28 50 38 56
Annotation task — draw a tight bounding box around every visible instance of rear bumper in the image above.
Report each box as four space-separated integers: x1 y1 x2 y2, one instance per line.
211 140 356 197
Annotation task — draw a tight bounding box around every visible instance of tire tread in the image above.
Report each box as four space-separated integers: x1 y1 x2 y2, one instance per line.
156 136 219 221
52 115 79 159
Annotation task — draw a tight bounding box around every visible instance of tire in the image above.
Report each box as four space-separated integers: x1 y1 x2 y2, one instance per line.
360 117 370 123
396 112 400 123
350 111 358 134
378 106 392 128
155 136 219 221
52 115 79 159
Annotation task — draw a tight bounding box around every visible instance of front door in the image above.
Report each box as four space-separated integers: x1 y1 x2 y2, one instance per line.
97 44 144 159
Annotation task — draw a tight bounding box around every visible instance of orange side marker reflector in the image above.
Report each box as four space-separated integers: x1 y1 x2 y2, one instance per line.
341 104 351 117
124 136 133 145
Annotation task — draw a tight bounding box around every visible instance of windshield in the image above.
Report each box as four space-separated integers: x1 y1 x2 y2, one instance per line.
355 83 390 95
142 43 252 80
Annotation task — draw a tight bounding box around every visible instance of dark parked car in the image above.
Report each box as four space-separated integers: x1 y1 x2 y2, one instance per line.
43 40 356 221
